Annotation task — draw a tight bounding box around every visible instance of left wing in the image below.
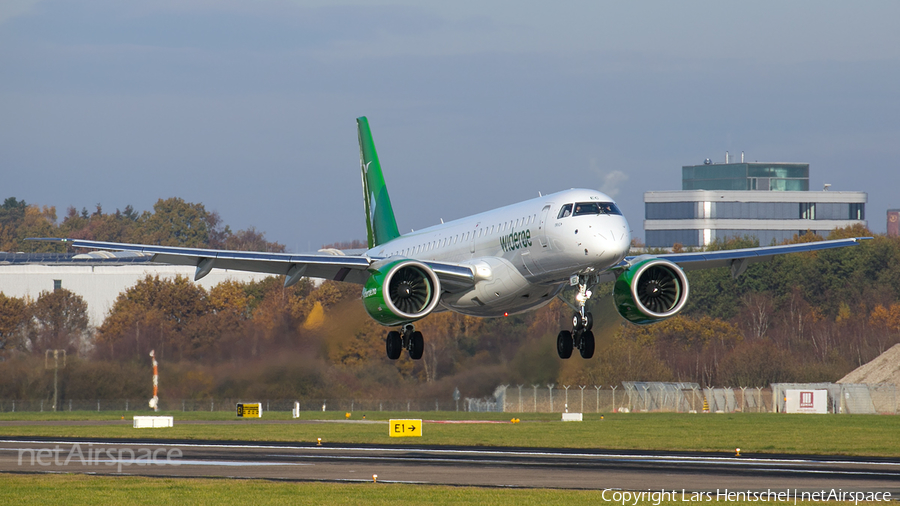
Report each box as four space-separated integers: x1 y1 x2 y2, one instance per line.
625 236 872 278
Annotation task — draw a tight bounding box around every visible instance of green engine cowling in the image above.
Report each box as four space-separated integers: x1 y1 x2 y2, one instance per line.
363 259 442 326
613 257 689 325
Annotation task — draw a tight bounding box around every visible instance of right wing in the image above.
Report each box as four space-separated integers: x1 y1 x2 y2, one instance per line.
34 238 373 286
30 238 477 290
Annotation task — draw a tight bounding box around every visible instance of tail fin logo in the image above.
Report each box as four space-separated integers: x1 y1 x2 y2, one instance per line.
357 116 401 248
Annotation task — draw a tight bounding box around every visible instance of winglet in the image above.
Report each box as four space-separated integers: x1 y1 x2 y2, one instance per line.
357 117 401 248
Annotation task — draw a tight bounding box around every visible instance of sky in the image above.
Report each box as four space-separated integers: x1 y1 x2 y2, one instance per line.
2 1 899 251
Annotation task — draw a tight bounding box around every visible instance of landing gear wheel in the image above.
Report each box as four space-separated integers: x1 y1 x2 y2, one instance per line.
409 331 424 360
573 312 594 331
572 313 584 330
386 331 402 360
579 330 595 359
557 330 573 359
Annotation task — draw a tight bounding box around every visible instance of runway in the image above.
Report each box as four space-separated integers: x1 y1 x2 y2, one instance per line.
1 436 899 493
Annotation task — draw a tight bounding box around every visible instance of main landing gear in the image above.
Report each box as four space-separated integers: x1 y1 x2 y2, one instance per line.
386 324 424 360
557 276 595 359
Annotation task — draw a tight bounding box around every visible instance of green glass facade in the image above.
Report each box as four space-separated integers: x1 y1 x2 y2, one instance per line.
683 163 809 191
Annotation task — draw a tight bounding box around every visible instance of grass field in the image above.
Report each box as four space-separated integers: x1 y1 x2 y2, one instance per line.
1 410 899 456
0 473 888 506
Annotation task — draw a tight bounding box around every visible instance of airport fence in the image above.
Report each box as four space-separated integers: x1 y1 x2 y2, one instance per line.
491 384 774 413
0 383 895 414
494 382 897 414
0 398 470 414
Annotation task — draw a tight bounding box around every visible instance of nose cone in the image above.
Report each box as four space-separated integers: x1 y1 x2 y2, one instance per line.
587 215 631 267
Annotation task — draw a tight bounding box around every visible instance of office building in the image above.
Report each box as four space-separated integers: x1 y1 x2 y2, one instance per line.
644 157 867 248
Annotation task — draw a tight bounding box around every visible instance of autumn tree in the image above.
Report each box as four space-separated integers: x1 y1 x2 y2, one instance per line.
0 198 61 252
16 206 58 252
0 294 29 355
0 197 28 251
415 312 469 383
58 204 140 244
26 289 90 354
623 315 743 386
133 198 212 247
869 303 900 354
98 275 209 361
737 292 774 341
223 227 286 252
717 339 795 386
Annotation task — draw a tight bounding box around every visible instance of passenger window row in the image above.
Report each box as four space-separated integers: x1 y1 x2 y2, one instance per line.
388 214 538 257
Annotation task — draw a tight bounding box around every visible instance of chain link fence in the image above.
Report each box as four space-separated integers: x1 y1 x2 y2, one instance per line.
0 398 467 414
1 383 895 414
498 382 895 414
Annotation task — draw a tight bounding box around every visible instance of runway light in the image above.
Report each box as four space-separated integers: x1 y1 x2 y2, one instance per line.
504 312 508 317
345 412 351 419
735 448 741 457
373 474 378 483
317 438 322 446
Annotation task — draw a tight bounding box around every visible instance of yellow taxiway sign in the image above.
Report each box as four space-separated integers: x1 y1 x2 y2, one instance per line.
389 419 422 437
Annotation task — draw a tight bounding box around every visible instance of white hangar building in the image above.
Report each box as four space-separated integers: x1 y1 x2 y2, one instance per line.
0 252 273 328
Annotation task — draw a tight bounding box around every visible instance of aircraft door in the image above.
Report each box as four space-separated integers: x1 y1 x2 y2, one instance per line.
537 205 552 248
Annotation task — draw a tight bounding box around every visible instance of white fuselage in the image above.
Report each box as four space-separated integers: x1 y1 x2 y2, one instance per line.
366 189 631 317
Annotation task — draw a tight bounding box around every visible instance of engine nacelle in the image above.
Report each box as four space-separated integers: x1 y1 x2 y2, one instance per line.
613 257 689 324
362 260 442 326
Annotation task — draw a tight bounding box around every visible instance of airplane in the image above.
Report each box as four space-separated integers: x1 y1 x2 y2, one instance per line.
34 117 871 361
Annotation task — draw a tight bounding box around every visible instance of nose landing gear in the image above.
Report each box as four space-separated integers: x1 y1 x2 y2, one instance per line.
557 276 596 359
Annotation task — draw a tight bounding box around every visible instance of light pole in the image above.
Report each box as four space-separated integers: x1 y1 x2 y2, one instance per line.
149 350 159 412
45 350 66 412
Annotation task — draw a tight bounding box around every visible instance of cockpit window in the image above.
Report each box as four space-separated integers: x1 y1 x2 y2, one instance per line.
557 204 573 219
573 202 622 216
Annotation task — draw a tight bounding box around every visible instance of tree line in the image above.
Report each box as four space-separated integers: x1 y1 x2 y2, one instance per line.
1 196 899 404
0 196 285 253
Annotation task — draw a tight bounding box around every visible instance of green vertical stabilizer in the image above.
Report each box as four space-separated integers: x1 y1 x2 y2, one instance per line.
358 117 401 248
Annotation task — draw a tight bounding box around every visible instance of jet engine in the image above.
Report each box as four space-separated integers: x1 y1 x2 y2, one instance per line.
362 260 442 326
613 257 689 324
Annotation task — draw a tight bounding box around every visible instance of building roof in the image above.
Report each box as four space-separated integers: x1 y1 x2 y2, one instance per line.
644 190 867 203
0 251 154 266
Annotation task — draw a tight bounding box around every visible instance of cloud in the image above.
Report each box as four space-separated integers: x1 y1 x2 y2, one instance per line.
590 158 628 198
600 171 628 198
